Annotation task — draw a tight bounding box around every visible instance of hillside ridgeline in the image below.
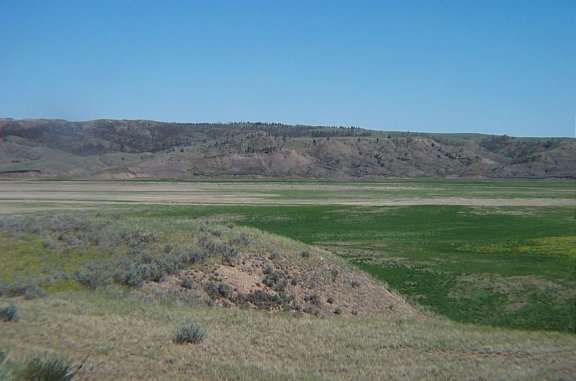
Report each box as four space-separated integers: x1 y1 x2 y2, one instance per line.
0 119 573 178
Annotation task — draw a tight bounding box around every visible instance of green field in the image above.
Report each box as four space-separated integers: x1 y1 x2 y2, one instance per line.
135 203 575 332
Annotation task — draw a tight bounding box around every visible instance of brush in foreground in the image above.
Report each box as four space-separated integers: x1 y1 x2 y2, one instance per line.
17 355 75 381
173 322 207 344
0 303 18 322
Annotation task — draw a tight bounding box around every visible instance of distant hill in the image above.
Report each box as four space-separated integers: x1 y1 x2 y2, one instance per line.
0 118 574 179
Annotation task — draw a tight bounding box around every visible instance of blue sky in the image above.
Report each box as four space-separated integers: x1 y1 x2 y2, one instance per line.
0 0 574 137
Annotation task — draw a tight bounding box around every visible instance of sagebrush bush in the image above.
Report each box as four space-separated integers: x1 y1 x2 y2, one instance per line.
217 283 232 298
112 262 144 287
181 278 194 289
184 247 208 264
109 247 213 288
155 257 178 276
173 322 206 344
141 262 165 282
204 282 219 299
304 294 320 304
0 303 19 322
0 283 44 299
330 269 339 282
198 235 238 265
262 268 287 292
235 290 286 310
231 232 250 246
303 305 321 316
0 215 102 251
75 265 111 290
202 281 232 300
18 354 76 381
120 229 157 248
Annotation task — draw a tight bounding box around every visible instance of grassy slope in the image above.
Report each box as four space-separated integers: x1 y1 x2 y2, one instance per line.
1 290 575 381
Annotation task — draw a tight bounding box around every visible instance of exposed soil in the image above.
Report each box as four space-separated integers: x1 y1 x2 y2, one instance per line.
143 247 419 319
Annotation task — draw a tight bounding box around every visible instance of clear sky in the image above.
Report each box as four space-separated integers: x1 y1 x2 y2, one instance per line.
0 0 574 137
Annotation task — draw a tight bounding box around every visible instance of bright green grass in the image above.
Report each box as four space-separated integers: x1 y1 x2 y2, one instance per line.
0 232 107 292
137 204 576 332
0 234 84 282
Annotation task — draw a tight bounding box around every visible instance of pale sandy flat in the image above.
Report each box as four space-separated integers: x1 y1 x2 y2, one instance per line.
0 180 573 214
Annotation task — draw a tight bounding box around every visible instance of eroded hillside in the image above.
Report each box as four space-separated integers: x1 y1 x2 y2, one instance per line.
0 118 573 178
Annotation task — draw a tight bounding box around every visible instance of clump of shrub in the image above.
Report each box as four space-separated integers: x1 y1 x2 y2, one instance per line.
119 229 157 248
110 248 210 288
198 235 238 266
204 282 219 299
302 305 321 316
181 278 194 289
207 226 224 237
173 322 206 344
0 214 129 261
330 269 339 282
42 237 56 250
235 290 298 311
75 264 111 290
221 249 238 266
113 262 144 288
204 282 232 299
236 290 284 310
0 303 18 322
304 294 320 305
17 354 78 381
0 215 102 250
262 266 287 292
0 283 44 299
183 247 208 265
231 232 250 246
217 283 233 298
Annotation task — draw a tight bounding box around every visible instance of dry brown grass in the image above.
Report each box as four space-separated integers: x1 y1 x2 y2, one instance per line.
1 290 575 380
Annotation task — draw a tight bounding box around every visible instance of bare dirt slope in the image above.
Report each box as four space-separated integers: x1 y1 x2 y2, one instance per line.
144 236 418 318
